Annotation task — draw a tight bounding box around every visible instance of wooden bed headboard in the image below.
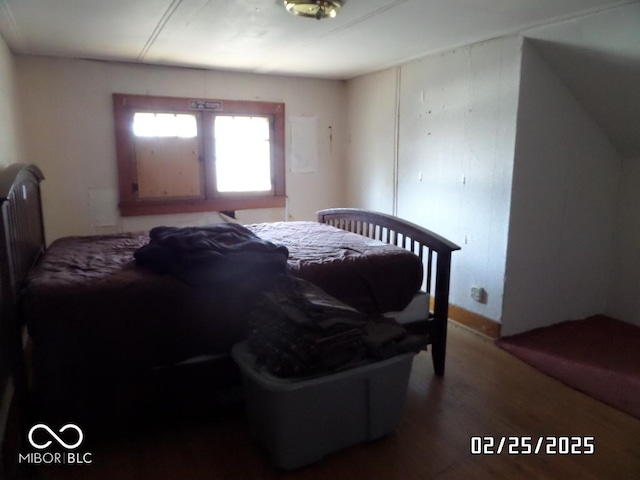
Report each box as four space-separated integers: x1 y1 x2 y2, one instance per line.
0 164 45 393
317 208 460 375
0 164 45 466
0 164 46 302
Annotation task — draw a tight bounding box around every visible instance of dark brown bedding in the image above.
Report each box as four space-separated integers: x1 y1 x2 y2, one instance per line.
23 221 423 396
249 221 423 314
23 233 277 395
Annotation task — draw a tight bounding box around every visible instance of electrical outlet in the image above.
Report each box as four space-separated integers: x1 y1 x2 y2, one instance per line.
470 286 486 303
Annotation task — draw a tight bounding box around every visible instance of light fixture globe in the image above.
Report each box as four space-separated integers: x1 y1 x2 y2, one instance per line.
284 0 344 20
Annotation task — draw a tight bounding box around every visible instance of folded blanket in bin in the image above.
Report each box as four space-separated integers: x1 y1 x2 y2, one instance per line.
247 275 426 379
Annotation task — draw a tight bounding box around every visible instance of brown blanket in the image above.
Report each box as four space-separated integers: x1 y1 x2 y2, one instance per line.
248 221 423 314
23 232 277 399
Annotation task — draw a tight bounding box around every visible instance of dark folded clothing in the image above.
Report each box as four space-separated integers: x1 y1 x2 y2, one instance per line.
134 223 289 286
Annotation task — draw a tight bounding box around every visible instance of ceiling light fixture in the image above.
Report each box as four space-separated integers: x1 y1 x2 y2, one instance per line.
284 1 344 20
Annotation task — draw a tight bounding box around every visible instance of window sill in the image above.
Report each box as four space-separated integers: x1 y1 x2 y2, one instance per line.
119 196 286 217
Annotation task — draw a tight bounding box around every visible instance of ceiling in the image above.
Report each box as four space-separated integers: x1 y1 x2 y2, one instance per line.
0 0 636 80
0 0 639 157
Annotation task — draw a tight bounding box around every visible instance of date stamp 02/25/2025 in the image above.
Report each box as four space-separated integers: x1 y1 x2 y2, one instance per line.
470 436 596 456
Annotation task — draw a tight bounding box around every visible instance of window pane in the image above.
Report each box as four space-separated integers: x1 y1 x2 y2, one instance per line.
214 116 272 193
133 112 197 138
132 112 202 199
134 136 202 199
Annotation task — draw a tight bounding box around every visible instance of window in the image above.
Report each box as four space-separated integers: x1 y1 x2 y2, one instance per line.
113 94 286 216
214 116 272 193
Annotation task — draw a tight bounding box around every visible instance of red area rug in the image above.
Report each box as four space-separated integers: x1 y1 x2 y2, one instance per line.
496 315 640 419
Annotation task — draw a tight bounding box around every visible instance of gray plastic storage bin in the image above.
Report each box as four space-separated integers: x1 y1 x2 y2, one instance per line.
232 342 415 470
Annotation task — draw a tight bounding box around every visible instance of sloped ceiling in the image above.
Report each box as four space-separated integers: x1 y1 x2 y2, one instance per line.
523 2 640 158
0 0 638 156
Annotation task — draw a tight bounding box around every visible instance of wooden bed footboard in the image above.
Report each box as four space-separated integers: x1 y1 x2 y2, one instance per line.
317 208 460 376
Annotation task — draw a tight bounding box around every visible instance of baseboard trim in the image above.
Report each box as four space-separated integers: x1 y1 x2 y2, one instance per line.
447 303 501 339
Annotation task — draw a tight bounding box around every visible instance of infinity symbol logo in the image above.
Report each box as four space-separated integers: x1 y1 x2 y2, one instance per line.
28 424 84 450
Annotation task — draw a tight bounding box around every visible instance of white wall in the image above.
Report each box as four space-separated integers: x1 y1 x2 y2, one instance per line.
396 36 522 322
345 34 636 334
345 68 398 214
502 40 621 336
0 34 23 168
607 158 640 327
17 56 347 243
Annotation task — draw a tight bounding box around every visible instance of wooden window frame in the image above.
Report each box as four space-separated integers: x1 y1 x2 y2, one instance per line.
113 93 286 217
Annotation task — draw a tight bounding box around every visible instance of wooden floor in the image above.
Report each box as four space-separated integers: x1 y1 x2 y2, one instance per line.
30 322 640 480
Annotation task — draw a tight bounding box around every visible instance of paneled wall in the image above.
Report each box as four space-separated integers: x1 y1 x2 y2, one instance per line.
346 37 522 326
396 36 522 324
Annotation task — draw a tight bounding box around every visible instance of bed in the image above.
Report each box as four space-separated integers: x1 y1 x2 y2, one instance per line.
0 163 460 422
